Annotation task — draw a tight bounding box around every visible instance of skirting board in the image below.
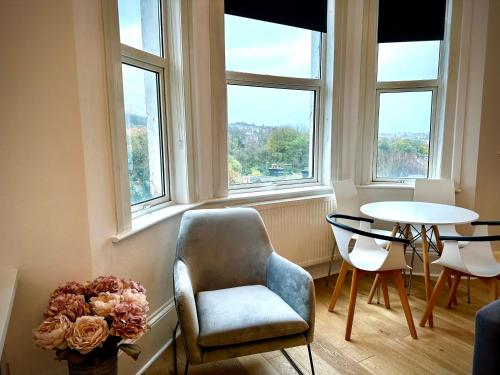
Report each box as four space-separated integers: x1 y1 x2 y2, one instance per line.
117 298 178 375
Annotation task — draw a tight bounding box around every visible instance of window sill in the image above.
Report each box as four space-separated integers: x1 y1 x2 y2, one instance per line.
209 185 333 207
111 186 333 243
111 202 204 243
357 182 415 190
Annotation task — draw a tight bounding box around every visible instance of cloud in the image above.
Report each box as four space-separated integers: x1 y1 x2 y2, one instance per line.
226 34 316 77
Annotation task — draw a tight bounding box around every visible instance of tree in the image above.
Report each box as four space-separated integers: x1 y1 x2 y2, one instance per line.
265 127 309 173
228 154 243 185
377 136 429 178
127 127 152 204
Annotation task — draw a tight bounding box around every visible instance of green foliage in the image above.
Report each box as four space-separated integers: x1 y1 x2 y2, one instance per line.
228 123 310 185
228 154 243 184
127 127 152 204
377 135 429 178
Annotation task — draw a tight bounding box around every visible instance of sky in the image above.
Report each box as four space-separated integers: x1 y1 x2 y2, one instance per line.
116 3 440 135
225 15 440 134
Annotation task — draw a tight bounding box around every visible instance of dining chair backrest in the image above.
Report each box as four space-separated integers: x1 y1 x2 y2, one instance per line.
460 225 498 275
440 225 499 277
333 180 361 226
413 179 455 205
327 215 409 271
328 218 356 265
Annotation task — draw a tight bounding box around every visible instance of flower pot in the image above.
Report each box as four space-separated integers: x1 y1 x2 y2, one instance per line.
67 352 117 375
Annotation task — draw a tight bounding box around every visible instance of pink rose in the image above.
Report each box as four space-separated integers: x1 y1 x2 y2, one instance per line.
90 293 121 317
122 279 146 294
110 302 147 339
50 281 88 300
45 294 90 322
33 315 73 350
121 289 149 312
67 316 109 354
87 276 123 297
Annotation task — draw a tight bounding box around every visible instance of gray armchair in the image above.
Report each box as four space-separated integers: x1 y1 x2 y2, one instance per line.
173 208 315 374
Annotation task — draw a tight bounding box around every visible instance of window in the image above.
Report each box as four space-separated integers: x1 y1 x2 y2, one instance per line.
371 0 447 181
224 4 326 190
117 0 170 211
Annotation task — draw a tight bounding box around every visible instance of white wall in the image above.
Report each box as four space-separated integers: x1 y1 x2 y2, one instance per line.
475 0 500 243
0 1 93 373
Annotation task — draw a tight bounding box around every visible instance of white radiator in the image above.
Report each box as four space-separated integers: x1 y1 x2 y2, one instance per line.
249 196 336 267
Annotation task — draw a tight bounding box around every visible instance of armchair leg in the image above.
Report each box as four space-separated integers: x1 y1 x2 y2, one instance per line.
173 321 179 375
281 348 304 375
307 344 315 375
281 345 315 375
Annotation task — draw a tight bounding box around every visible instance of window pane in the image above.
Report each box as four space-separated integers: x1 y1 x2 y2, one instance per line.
377 41 440 82
225 15 321 79
227 85 315 186
118 0 162 56
122 64 165 205
376 91 432 179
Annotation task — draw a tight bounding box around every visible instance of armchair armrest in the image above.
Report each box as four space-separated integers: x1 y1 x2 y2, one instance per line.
173 260 202 364
266 252 315 342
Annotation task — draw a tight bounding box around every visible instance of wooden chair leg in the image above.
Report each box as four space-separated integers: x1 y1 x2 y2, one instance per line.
447 275 458 306
419 268 451 327
367 273 380 304
380 275 391 309
490 278 497 301
446 275 461 308
329 260 349 312
345 268 361 341
392 270 418 339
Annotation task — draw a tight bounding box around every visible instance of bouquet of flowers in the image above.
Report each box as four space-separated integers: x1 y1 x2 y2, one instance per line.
33 276 149 368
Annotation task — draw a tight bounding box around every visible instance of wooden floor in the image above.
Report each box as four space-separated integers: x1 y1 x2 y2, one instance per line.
145 274 493 374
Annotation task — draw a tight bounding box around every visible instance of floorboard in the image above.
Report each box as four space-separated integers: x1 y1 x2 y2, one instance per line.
145 274 493 374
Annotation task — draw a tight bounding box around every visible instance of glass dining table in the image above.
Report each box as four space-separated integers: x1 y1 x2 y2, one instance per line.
360 201 479 327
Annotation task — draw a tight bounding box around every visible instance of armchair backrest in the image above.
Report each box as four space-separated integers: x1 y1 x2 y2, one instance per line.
176 208 274 293
414 179 455 205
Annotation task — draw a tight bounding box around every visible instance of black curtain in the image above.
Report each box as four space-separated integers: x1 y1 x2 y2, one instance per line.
378 0 447 43
224 0 328 33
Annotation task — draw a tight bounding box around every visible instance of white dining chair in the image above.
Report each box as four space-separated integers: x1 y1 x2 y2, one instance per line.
420 221 500 327
326 213 417 341
327 180 392 285
413 179 466 243
413 179 470 301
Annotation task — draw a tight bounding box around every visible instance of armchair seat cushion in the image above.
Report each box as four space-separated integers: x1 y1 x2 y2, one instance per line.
196 285 309 347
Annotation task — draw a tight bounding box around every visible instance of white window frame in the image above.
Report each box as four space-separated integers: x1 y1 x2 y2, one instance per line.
103 0 195 232
121 53 171 214
358 0 451 185
372 82 440 183
224 18 328 193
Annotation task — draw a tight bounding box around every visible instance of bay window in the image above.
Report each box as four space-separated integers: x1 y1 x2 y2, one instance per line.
367 0 448 182
224 1 328 191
